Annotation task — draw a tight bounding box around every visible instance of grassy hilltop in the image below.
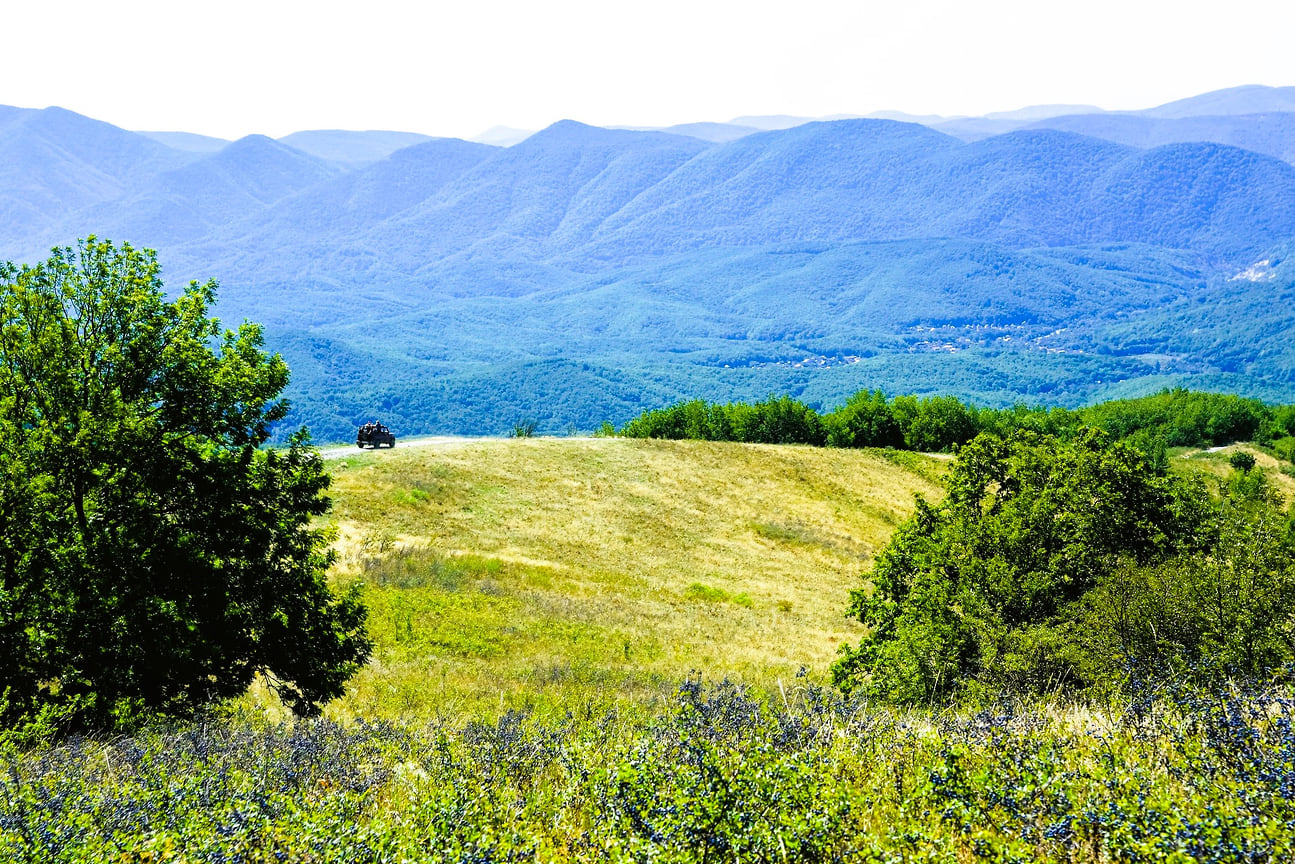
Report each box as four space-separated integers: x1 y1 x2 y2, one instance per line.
305 437 944 719
293 434 1292 722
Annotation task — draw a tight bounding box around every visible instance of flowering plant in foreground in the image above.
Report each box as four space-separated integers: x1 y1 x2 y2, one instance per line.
2 673 1294 862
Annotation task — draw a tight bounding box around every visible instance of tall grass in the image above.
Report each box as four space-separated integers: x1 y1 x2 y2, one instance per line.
316 437 943 720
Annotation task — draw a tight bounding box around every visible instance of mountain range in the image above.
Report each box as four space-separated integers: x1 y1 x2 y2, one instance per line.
2 86 1295 441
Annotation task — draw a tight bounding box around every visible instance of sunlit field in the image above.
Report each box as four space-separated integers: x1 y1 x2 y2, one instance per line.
313 437 944 720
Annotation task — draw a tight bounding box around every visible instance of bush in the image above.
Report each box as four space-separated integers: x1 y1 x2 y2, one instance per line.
824 389 902 448
509 419 538 438
1229 450 1257 473
1076 491 1295 681
832 429 1210 703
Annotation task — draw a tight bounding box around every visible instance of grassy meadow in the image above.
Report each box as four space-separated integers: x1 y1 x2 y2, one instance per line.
1172 441 1295 497
252 435 1292 722
311 437 944 719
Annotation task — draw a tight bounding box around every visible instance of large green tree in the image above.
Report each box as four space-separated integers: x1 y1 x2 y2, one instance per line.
831 429 1209 703
0 239 370 733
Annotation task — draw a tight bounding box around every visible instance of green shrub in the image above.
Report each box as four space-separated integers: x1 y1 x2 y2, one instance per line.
1230 451 1257 473
824 389 902 448
832 429 1210 703
1076 493 1295 681
509 420 537 438
684 583 729 603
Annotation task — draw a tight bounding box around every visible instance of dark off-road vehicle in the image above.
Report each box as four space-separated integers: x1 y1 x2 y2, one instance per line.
356 422 396 449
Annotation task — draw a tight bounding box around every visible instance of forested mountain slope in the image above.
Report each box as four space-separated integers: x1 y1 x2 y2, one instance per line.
3 97 1295 441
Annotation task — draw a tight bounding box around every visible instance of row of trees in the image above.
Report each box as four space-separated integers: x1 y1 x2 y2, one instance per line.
615 396 828 445
616 389 1295 459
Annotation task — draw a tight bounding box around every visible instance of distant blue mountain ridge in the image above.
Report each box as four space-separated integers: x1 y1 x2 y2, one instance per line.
2 86 1295 440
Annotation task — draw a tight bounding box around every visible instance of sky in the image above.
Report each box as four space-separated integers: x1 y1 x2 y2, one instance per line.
3 0 1294 140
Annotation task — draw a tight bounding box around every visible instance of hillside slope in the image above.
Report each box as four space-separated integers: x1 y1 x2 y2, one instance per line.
309 435 1290 720
318 437 945 717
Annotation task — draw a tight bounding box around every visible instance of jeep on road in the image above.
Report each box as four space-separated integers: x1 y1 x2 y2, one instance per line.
356 422 396 449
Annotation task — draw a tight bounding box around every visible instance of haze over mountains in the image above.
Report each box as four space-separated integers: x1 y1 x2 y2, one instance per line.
3 86 1295 441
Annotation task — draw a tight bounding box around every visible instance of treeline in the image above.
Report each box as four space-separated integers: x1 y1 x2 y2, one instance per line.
616 388 1295 459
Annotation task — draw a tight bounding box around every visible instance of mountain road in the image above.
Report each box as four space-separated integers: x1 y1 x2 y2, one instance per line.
318 436 485 459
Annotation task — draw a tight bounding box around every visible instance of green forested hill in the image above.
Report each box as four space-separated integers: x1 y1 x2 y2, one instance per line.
271 241 1295 442
7 106 1295 440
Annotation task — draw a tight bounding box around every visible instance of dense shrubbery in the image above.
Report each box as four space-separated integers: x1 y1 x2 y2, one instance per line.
4 676 1295 862
617 387 1295 459
620 391 990 450
1082 389 1274 448
618 396 827 445
832 428 1295 704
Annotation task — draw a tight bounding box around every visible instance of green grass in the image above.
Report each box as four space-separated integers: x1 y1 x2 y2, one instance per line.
1171 442 1295 499
299 437 944 720
683 582 753 606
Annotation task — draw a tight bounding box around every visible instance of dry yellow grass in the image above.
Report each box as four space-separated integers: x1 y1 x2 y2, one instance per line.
1172 443 1295 500
313 437 944 719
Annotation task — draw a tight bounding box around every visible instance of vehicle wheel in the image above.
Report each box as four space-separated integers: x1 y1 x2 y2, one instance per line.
390 439 396 448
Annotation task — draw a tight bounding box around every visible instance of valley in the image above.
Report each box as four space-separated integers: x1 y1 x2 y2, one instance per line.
6 88 1295 442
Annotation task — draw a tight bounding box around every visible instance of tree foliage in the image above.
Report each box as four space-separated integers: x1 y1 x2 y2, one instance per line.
1082 389 1272 448
831 430 1216 703
617 387 1295 459
0 239 370 733
1078 491 1295 683
824 389 902 448
618 396 826 445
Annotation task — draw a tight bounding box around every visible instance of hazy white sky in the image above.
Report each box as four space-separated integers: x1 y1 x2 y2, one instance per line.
3 0 1293 139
